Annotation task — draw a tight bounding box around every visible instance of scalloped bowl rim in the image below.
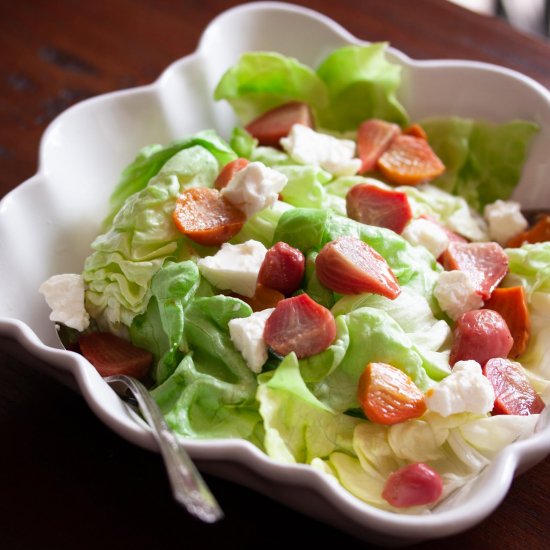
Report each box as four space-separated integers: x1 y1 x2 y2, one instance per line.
1 1 550 544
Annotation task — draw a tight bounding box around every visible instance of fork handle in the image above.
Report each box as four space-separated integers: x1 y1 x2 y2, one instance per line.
105 374 224 523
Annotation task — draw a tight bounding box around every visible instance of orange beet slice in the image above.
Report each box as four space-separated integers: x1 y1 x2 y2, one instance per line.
357 119 401 173
484 287 530 358
172 187 245 246
358 362 426 425
377 134 445 185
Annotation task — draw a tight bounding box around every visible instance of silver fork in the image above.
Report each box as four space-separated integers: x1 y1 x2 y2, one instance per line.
104 374 224 523
56 324 223 523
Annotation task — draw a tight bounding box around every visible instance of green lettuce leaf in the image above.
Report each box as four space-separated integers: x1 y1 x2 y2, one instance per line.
315 44 408 131
422 117 539 211
300 288 452 397
151 295 262 442
505 242 550 297
276 164 333 209
229 126 258 158
257 353 361 463
129 260 201 384
251 146 292 166
106 130 237 225
213 45 408 133
323 175 378 199
303 251 335 310
231 200 293 247
309 307 447 413
83 146 220 332
332 286 451 354
214 52 328 124
151 354 263 443
273 207 441 300
504 243 550 380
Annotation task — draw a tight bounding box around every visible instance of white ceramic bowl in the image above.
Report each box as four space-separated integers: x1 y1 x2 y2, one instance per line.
1 2 550 546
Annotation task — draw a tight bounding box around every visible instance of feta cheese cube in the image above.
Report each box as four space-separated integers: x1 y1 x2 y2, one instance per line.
401 218 450 258
39 273 90 331
484 199 528 246
197 240 267 297
280 124 361 177
434 270 484 321
426 360 495 417
229 308 274 373
221 161 287 218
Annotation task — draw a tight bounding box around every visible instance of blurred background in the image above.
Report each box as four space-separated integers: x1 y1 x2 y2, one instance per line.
450 0 549 37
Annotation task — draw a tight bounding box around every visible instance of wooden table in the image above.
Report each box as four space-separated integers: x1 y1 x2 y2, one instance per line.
1 1 549 548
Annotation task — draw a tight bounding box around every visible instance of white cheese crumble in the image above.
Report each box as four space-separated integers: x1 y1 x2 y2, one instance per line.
401 217 450 258
426 360 495 417
39 273 90 331
228 308 274 373
434 270 484 321
221 161 287 218
280 124 361 177
484 199 528 246
197 240 267 298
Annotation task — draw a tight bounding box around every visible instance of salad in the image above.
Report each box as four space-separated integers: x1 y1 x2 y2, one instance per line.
39 43 549 513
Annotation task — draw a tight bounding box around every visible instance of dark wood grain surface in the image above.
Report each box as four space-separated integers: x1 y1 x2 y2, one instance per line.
1 1 549 548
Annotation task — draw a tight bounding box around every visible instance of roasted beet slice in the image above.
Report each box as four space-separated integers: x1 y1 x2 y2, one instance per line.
357 119 400 173
441 241 509 300
346 183 412 234
483 358 545 416
484 287 530 358
214 158 249 190
507 215 550 247
315 236 400 298
357 362 426 425
245 101 313 148
377 134 445 186
403 123 428 140
382 463 443 508
79 332 152 379
263 293 336 359
258 241 305 296
235 284 285 312
172 187 245 246
449 309 513 367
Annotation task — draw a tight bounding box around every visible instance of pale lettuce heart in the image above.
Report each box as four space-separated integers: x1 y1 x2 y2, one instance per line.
324 411 540 513
399 184 489 242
